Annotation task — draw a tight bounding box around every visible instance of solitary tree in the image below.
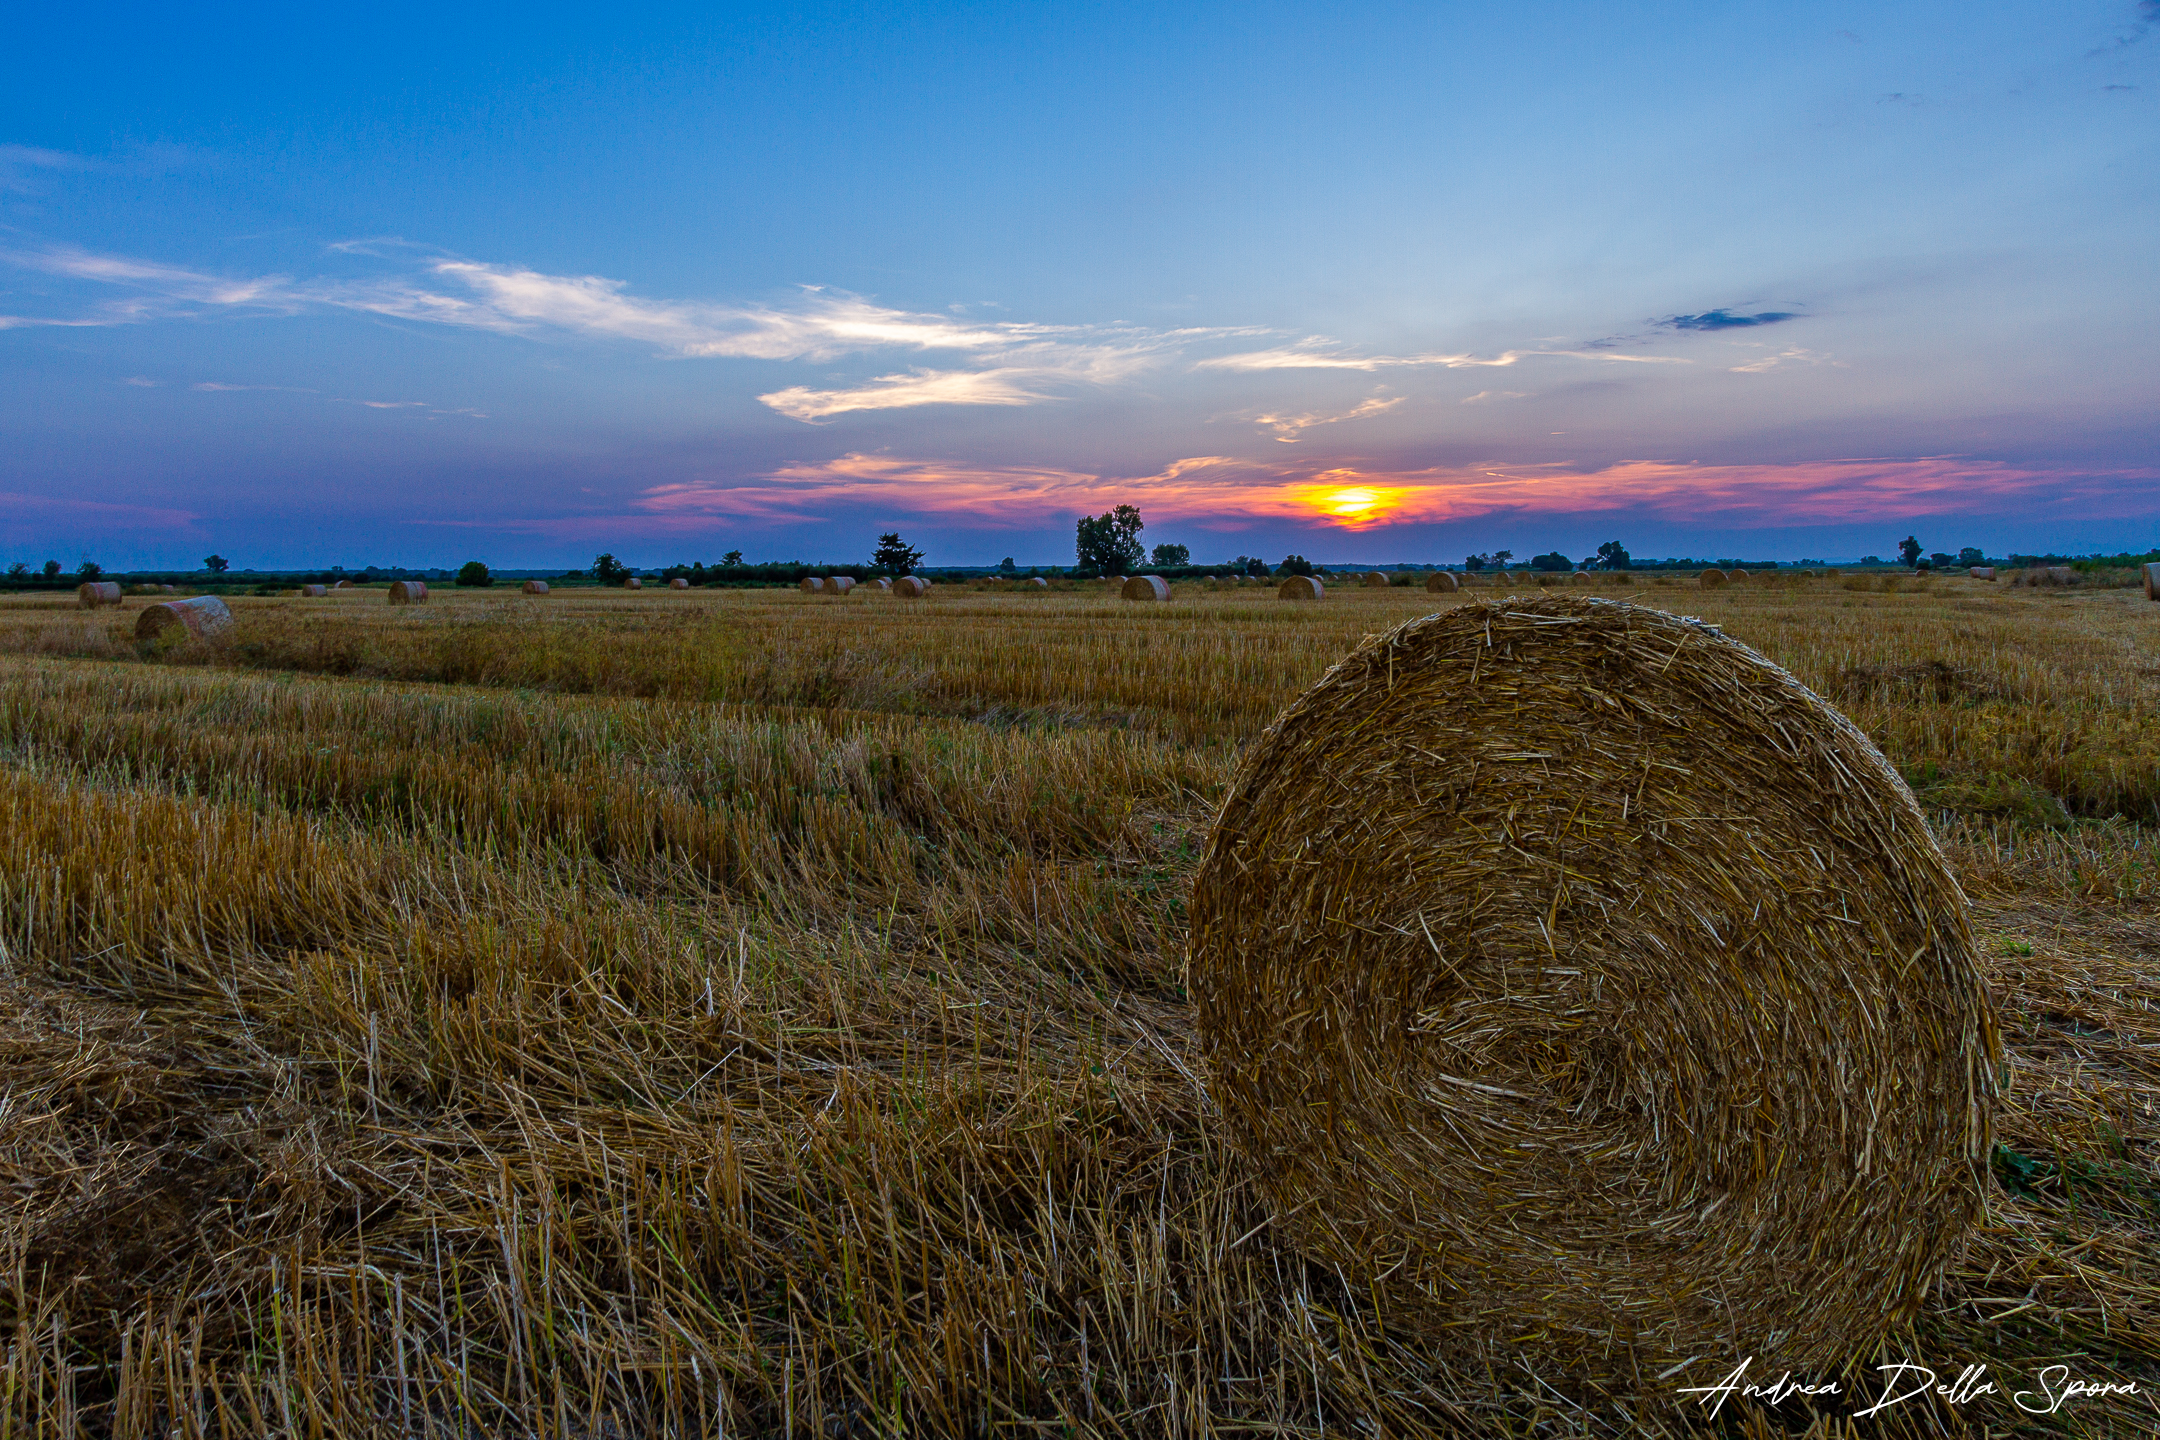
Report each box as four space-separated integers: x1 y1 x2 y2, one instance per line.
202 555 229 574
592 553 628 583
1075 505 1145 574
1897 535 1922 568
1595 540 1632 570
872 533 925 575
456 560 493 587
1150 542 1190 567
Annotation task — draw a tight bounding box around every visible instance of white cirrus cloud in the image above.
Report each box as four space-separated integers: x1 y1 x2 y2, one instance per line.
1461 390 1531 404
1252 394 1403 442
1729 347 1843 374
1198 340 1690 372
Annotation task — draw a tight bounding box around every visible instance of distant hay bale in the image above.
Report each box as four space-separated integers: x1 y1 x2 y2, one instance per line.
1699 568 1727 587
801 577 825 594
624 577 643 590
1123 575 1171 601
134 595 234 644
2047 566 2074 585
333 580 354 589
1727 568 1750 583
1425 571 1459 594
1028 576 1048 588
1973 566 1997 581
1277 575 1325 601
1824 568 1841 577
670 577 690 589
298 584 327 597
894 576 928 598
1188 594 1998 1377
1105 575 1127 591
522 580 550 595
1568 571 1593 585
387 580 429 605
867 577 892 592
1362 571 1390 587
77 581 122 608
830 576 856 594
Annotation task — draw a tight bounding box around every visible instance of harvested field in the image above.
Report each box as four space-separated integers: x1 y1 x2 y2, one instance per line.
1 578 2158 1436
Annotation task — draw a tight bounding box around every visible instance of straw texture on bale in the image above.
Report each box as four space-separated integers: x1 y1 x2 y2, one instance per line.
1122 575 1171 602
867 577 892 592
670 577 690 589
77 581 122 609
1491 571 1516 588
298 584 327 597
1424 571 1459 593
333 580 354 588
800 577 825 594
1973 566 1997 581
1728 568 1750 582
522 580 550 595
1698 568 1727 587
1362 571 1390 587
134 595 234 643
387 581 428 605
829 576 855 594
1187 594 1998 1376
1277 575 1324 601
893 576 928 598
2145 562 2160 600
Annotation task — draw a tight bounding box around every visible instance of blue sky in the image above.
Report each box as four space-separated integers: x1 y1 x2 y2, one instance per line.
4 1 2156 569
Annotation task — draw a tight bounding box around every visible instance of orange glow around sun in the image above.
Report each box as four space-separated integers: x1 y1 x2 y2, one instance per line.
1304 483 1408 528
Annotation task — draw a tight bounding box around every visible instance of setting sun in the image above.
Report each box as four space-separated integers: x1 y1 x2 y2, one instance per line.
1306 483 1408 528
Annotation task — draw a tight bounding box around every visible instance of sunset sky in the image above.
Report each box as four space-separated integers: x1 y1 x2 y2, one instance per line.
4 2 2156 570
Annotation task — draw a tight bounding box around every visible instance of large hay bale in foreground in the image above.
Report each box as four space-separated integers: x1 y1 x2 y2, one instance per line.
77 581 122 608
1188 595 1997 1375
1122 575 1171 601
387 581 428 605
894 576 928 598
1425 571 1459 594
134 596 234 643
522 580 550 595
1277 575 1324 601
1698 568 1727 587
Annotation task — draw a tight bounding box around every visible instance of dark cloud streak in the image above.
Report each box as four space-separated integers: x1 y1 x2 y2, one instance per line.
1658 309 1800 332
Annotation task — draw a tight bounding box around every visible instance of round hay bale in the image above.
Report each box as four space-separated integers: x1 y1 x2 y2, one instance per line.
387 580 429 605
333 579 354 589
1728 568 1750 583
135 595 234 643
670 577 690 589
894 575 928 598
1568 570 1593 585
2047 566 2074 585
1491 570 1516 588
1277 575 1324 601
1698 568 1727 587
1122 575 1171 602
1028 576 1048 588
298 583 327 598
830 576 856 594
1188 594 1997 1376
1425 571 1459 594
624 576 643 590
1362 571 1390 588
1974 566 1998 582
77 581 122 608
868 577 892 592
801 577 825 594
522 580 550 595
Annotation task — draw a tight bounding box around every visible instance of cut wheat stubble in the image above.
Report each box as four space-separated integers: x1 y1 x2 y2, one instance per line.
1187 593 1999 1378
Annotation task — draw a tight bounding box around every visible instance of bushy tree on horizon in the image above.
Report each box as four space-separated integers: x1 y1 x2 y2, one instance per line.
872 533 925 575
1897 535 1922 567
202 554 228 574
592 553 628 583
1075 505 1145 574
456 560 493 587
1149 541 1190 567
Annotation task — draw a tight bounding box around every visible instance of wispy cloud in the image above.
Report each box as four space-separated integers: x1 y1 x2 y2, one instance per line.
1461 389 1529 404
1252 394 1402 442
0 490 202 535
1729 347 1842 373
1198 338 1688 372
1658 309 1799 331
194 381 315 392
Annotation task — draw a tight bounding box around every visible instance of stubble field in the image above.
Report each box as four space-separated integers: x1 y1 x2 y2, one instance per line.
2 573 2157 1437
